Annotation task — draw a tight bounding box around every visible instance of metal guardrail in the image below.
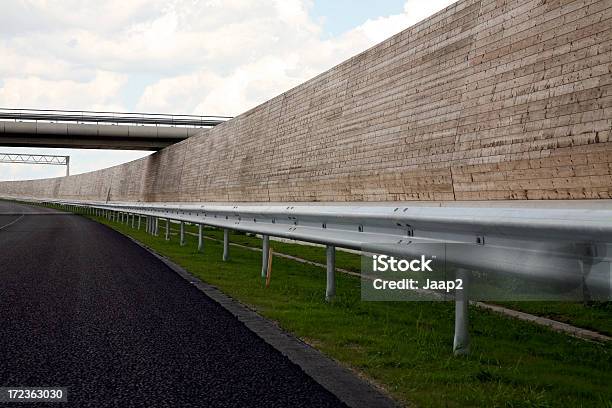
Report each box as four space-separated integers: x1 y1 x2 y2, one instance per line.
6 197 612 354
0 108 231 128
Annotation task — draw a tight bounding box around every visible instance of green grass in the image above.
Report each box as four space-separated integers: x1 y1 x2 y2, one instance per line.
176 222 612 336
59 208 612 408
493 301 612 337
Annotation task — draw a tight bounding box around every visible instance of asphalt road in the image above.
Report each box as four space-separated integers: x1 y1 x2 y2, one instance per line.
0 201 346 407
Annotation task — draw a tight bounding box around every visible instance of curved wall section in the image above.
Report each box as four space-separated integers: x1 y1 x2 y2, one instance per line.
1 0 611 202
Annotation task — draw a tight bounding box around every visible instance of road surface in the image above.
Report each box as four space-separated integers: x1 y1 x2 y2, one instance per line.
0 201 346 407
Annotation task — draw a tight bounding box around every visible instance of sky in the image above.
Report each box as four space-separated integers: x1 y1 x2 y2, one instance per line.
0 0 456 181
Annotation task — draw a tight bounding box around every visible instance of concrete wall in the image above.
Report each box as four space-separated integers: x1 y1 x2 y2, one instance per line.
1 0 611 202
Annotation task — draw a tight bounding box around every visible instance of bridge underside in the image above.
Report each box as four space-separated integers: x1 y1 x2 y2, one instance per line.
0 121 205 150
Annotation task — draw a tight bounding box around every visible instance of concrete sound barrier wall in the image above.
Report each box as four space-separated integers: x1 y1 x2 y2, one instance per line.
1 0 611 202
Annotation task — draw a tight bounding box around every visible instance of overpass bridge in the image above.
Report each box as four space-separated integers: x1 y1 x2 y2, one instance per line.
0 108 231 150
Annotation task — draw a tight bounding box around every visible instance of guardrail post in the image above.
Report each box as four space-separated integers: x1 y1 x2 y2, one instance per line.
154 217 159 236
198 224 203 252
453 268 470 356
137 215 141 230
261 235 270 278
131 213 135 228
223 229 229 261
165 219 170 240
326 245 336 301
180 221 185 246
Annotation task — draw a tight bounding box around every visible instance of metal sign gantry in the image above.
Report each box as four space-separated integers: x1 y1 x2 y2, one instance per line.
0 153 70 176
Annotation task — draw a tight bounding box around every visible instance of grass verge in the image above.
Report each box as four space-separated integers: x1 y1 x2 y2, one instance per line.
180 222 612 336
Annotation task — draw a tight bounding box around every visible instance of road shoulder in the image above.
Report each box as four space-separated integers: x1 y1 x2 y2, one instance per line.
123 233 400 408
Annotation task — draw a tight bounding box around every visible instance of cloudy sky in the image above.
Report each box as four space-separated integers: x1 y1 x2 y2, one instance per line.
0 0 455 181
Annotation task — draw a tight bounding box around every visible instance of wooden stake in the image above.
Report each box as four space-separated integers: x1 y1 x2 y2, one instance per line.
265 247 273 287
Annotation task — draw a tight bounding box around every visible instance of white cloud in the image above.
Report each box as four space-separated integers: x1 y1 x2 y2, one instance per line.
135 0 456 115
0 71 128 111
403 0 457 24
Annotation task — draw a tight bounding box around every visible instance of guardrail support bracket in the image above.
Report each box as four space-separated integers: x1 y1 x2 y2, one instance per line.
223 229 229 261
326 245 336 302
198 224 203 252
262 235 270 278
453 268 470 356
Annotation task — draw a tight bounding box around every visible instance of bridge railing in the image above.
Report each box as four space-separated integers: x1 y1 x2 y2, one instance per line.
0 108 231 128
